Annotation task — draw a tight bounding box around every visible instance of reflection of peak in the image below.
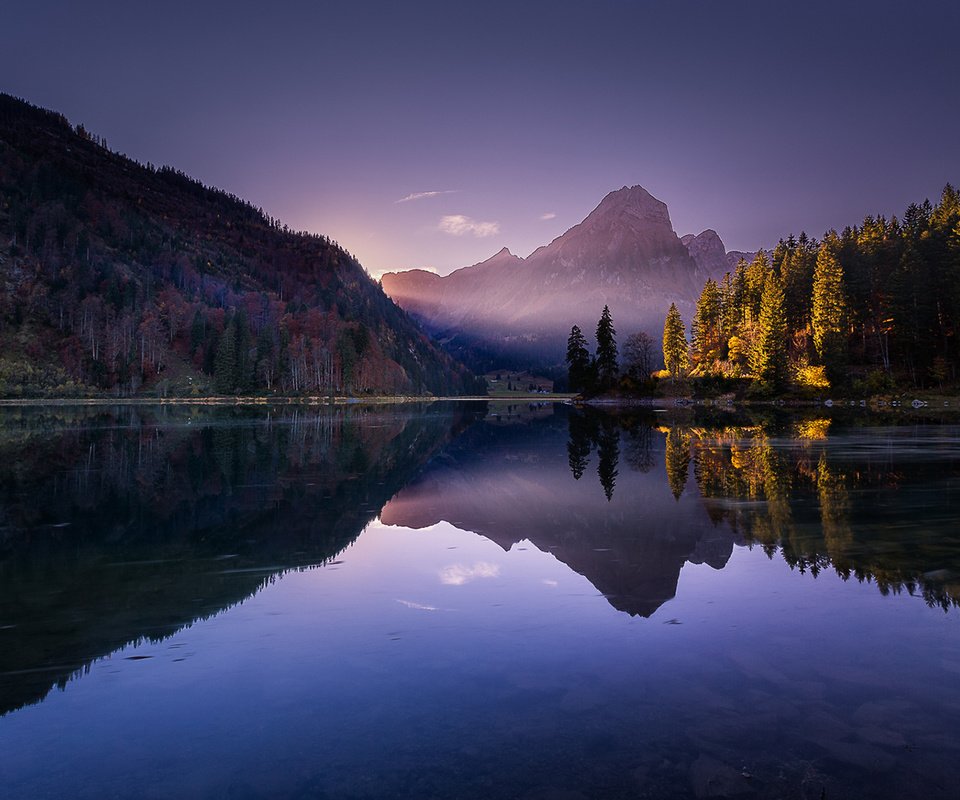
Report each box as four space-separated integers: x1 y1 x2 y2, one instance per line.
381 411 736 618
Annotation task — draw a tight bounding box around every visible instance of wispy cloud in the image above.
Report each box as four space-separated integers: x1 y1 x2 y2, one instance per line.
439 562 501 586
396 190 459 203
439 215 500 238
540 212 557 220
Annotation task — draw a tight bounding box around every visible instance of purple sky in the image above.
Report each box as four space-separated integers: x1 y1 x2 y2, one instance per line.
4 1 958 276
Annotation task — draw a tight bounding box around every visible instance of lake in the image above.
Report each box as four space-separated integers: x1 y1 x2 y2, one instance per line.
1 402 959 799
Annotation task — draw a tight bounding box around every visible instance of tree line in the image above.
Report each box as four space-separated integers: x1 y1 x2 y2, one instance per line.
566 185 960 396
565 306 657 395
674 185 960 394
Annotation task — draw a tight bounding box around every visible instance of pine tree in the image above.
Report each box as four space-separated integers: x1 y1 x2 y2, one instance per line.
744 251 771 322
566 325 591 392
662 303 688 378
750 271 788 389
812 232 848 381
664 427 691 500
595 306 618 389
596 419 620 501
214 317 238 393
567 413 592 480
781 232 817 332
691 279 722 367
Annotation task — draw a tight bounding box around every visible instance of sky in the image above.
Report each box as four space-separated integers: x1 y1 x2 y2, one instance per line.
3 0 959 276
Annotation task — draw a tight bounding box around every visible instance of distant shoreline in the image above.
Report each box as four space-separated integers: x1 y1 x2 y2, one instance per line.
0 392 955 412
0 394 575 408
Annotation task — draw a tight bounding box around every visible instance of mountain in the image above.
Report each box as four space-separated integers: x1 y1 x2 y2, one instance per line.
681 229 761 279
382 185 720 371
0 93 479 397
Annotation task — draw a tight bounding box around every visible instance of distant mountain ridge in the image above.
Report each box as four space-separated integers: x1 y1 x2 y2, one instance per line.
0 93 478 397
382 185 757 370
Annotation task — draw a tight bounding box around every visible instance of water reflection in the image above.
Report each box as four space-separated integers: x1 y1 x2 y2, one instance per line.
560 408 960 610
684 417 960 609
382 406 738 618
2 404 960 799
0 404 478 716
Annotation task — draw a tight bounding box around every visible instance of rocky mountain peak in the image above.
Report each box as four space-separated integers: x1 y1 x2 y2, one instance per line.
684 229 727 274
584 184 673 231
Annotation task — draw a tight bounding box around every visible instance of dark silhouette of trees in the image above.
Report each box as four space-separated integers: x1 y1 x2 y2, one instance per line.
566 325 591 393
596 418 620 500
622 331 655 381
567 411 593 480
595 306 619 390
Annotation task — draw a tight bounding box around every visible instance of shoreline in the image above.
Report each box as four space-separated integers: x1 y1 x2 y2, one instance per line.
0 394 574 408
0 392 956 412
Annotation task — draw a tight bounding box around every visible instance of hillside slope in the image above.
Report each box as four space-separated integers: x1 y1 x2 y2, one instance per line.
0 94 479 397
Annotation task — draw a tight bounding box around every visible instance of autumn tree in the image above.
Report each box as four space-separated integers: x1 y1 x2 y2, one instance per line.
662 303 688 378
691 278 722 367
750 271 788 390
812 232 848 381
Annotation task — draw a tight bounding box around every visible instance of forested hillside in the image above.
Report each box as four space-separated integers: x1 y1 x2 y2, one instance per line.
0 94 480 397
681 186 960 393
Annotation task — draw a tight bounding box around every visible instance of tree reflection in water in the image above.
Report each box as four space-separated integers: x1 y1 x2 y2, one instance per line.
566 409 960 610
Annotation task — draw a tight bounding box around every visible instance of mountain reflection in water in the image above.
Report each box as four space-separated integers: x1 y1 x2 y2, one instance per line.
2 403 960 799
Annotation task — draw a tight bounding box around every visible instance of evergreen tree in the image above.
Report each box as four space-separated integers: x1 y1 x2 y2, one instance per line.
595 306 618 389
214 317 238 393
662 303 688 378
565 325 591 392
812 232 848 381
730 258 749 328
781 232 817 333
691 278 722 367
750 271 788 389
567 413 592 480
664 427 691 500
596 419 620 501
233 309 254 392
744 251 771 322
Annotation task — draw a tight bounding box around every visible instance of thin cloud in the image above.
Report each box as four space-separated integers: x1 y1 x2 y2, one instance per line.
396 190 459 203
540 212 557 220
439 214 500 238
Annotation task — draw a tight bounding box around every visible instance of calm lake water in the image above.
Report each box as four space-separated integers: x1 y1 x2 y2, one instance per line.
1 402 959 799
